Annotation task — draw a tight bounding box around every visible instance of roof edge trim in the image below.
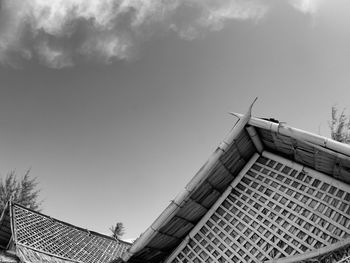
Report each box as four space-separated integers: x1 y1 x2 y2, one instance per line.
232 113 350 157
9 201 17 245
122 99 258 262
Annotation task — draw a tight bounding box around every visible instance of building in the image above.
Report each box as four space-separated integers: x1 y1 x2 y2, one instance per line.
0 202 131 263
121 106 350 263
2 105 350 263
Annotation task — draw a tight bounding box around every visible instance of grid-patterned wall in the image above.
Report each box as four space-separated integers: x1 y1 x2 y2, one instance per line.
167 154 350 263
13 206 130 263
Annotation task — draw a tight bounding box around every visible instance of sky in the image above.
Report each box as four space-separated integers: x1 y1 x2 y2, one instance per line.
1 0 350 240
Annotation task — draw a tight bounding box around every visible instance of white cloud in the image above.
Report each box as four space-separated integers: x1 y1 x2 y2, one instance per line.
169 1 268 40
288 0 321 15
0 0 323 68
36 40 73 69
79 33 132 63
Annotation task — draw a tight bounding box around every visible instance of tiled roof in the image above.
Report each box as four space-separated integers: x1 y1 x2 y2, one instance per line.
11 204 130 263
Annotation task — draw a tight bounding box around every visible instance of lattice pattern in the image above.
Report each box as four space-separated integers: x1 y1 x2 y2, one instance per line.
168 155 350 263
13 205 130 263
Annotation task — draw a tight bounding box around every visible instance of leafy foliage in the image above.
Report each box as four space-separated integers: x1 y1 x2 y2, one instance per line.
110 222 125 240
0 170 41 215
329 106 350 144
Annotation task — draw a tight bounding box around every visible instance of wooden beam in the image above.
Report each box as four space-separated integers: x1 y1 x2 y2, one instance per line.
265 237 350 263
246 126 264 154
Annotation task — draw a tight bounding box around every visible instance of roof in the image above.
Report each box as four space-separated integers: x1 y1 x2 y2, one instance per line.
0 203 12 250
0 203 131 263
123 109 350 263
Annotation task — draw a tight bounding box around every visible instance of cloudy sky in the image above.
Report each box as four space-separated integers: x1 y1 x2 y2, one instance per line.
1 0 350 239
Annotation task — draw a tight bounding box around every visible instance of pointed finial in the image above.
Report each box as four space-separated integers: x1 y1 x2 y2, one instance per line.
229 97 258 120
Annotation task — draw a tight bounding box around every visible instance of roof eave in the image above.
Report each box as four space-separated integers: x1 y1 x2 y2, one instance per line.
122 100 258 262
232 113 350 157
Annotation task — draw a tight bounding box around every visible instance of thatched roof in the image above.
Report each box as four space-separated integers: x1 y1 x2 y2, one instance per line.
0 203 131 263
122 112 350 263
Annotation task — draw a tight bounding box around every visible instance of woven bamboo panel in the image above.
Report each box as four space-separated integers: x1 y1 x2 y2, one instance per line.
167 155 350 263
13 206 130 263
257 128 350 185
